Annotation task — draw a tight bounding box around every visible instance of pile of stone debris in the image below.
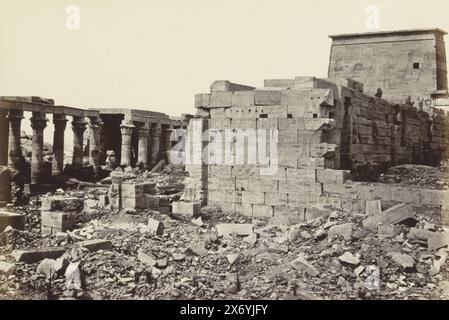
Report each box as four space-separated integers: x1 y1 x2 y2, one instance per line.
378 164 449 190
1 169 449 300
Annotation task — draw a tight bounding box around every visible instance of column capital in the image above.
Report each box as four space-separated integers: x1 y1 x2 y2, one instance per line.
53 114 68 131
88 116 103 128
150 125 161 137
7 110 24 121
120 124 135 136
72 116 87 133
30 113 48 131
137 126 150 137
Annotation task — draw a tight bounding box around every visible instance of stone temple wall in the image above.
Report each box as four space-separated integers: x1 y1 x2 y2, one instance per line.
177 78 449 220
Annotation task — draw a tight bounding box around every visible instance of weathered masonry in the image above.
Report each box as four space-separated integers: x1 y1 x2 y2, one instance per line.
0 97 190 189
0 96 100 186
328 28 449 108
176 29 449 223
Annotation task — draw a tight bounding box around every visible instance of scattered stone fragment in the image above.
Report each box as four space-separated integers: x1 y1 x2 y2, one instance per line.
53 256 69 275
288 227 301 243
378 224 403 238
268 243 289 254
291 256 319 277
137 249 157 267
191 217 204 227
243 232 258 245
363 204 417 232
186 242 208 257
227 253 239 265
37 258 56 279
0 261 16 275
56 232 69 242
148 218 164 236
75 239 112 252
65 262 82 290
328 223 355 241
172 253 185 262
338 252 360 266
216 223 254 238
156 259 168 268
354 265 365 277
428 231 449 251
387 252 415 270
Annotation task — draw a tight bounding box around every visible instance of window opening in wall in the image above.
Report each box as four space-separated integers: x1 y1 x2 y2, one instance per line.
413 62 420 69
329 112 335 119
313 113 318 118
287 114 293 118
259 114 268 118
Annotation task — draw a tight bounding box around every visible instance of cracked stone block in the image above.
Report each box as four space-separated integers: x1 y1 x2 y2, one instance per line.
11 247 66 264
216 223 254 238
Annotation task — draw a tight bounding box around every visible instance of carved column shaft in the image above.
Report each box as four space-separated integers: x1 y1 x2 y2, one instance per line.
120 122 134 167
72 116 87 167
30 112 48 185
137 126 150 169
88 116 102 174
7 110 24 170
149 124 161 168
0 111 9 166
52 114 67 176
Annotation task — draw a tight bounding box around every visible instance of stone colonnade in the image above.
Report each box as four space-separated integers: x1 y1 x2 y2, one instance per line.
0 109 102 185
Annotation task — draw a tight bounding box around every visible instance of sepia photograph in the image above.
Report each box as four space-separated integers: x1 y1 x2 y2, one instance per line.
1 0 449 309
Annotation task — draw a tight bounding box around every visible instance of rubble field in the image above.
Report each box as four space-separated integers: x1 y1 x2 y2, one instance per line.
1 165 449 300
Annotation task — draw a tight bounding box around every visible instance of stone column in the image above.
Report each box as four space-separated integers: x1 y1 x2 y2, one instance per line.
136 125 150 169
120 121 134 167
52 114 67 176
72 116 87 167
149 124 161 168
88 116 102 175
30 112 48 185
7 110 24 170
0 111 9 166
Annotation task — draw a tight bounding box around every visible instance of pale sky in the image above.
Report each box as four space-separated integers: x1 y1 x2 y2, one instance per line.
1 0 449 119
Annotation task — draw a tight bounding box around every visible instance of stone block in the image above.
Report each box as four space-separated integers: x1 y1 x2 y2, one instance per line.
366 200 382 215
362 204 417 232
420 189 445 205
11 247 66 264
75 239 113 252
172 201 202 217
145 195 160 209
211 92 233 108
216 223 254 238
224 190 242 204
148 218 164 236
378 224 403 238
252 204 273 218
232 91 255 107
41 211 72 231
248 179 279 193
41 196 84 212
234 204 253 217
195 93 211 108
122 196 145 210
266 193 288 206
0 166 11 204
316 169 351 184
0 211 25 232
391 187 421 204
208 189 226 203
242 191 265 205
254 88 283 106
286 168 316 183
328 223 355 240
